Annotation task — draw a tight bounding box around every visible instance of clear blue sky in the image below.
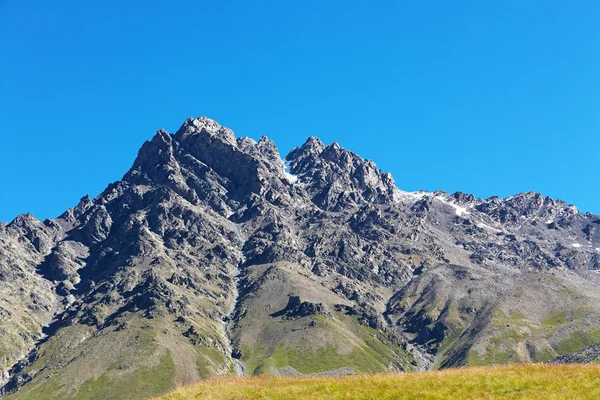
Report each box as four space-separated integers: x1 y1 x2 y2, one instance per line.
1 1 598 222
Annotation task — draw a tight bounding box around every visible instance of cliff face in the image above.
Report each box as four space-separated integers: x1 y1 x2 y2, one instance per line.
3 117 600 399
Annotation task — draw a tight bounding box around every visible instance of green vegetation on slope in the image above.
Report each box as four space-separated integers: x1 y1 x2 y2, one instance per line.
556 331 600 355
13 352 175 400
239 312 414 375
157 364 600 400
75 352 176 400
6 316 184 400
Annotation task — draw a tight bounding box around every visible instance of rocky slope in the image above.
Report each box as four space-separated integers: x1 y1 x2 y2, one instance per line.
2 116 600 399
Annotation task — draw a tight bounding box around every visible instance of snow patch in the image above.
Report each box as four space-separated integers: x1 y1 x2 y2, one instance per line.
394 190 428 203
435 195 470 217
405 191 428 200
476 222 501 233
282 159 298 184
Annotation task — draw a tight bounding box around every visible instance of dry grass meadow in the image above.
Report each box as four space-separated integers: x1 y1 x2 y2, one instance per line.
156 363 600 400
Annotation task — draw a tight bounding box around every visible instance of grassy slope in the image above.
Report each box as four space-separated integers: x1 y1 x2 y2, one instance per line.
391 266 600 369
240 312 415 375
6 318 179 400
5 310 231 400
231 263 415 375
157 364 600 400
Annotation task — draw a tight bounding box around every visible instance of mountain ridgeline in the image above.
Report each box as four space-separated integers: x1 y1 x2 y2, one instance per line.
2 117 600 399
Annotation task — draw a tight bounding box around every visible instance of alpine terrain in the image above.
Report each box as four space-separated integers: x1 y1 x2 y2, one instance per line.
2 117 600 399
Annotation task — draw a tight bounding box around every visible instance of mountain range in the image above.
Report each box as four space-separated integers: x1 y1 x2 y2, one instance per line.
2 116 600 399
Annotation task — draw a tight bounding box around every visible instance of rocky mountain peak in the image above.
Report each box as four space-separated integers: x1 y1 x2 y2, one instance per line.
285 138 399 211
122 117 291 209
286 136 326 161
3 116 600 399
174 116 237 146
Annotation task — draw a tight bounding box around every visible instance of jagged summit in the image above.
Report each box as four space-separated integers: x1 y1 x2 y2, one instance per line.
2 116 600 400
287 136 326 158
175 116 237 145
123 117 403 213
285 135 400 211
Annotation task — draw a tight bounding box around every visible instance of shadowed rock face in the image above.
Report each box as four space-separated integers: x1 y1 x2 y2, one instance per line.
270 296 331 320
3 116 600 398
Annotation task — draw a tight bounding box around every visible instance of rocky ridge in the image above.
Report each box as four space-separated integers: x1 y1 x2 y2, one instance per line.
2 116 600 399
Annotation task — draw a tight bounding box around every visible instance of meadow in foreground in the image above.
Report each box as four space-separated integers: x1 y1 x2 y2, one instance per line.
156 364 600 400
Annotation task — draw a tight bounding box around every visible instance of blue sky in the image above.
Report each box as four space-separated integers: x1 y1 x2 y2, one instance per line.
1 1 598 222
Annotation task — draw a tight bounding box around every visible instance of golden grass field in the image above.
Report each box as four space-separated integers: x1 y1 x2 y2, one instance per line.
156 364 600 400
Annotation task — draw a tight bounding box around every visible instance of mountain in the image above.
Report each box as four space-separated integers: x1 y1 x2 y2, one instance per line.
2 116 600 399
